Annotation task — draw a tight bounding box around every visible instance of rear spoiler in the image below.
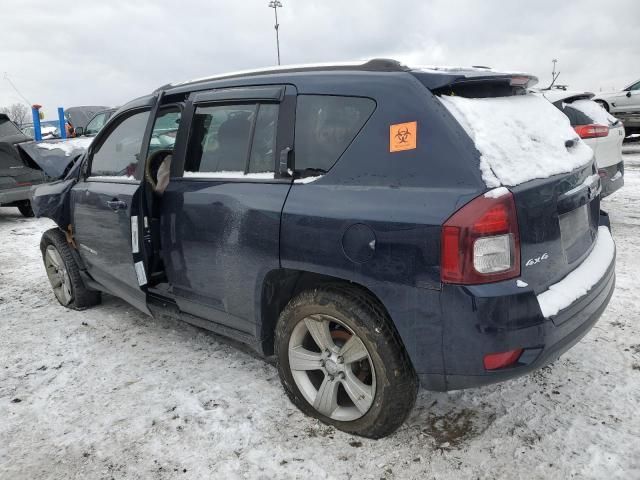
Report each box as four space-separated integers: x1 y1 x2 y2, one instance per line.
411 68 538 93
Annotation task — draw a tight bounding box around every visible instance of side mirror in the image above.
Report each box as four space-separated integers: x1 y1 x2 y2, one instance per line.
75 126 84 136
626 91 632 98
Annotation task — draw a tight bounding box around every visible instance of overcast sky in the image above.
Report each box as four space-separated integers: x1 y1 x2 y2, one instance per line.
1 0 638 120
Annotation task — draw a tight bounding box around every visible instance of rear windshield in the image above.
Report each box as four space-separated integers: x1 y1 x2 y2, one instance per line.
568 99 618 126
439 94 593 187
554 103 594 127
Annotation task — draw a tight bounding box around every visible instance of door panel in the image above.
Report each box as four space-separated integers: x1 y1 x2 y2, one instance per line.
72 106 153 314
72 180 148 313
161 181 290 333
159 85 296 334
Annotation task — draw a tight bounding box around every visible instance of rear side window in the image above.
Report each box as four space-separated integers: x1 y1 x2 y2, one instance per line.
294 95 375 172
184 103 278 177
555 103 593 127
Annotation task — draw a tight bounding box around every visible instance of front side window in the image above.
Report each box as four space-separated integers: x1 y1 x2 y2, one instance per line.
184 103 278 177
629 81 640 91
294 95 375 173
90 110 150 179
85 113 107 136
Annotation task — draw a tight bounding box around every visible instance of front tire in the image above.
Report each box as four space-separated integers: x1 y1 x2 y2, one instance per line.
275 286 417 439
17 202 34 218
40 228 101 310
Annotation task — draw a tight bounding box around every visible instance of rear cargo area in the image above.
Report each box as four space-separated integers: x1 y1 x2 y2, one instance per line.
437 89 606 306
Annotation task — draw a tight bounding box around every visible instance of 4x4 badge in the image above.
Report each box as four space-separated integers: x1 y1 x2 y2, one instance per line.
525 253 549 267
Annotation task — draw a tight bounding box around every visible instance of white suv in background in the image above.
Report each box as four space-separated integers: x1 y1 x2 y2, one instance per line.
538 89 625 197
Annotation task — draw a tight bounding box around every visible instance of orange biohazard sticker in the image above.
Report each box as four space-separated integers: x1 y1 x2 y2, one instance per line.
389 121 417 152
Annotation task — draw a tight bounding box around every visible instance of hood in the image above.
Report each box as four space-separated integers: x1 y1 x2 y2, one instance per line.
16 137 93 179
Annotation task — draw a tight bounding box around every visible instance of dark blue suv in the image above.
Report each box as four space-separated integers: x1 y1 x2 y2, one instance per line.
34 59 616 438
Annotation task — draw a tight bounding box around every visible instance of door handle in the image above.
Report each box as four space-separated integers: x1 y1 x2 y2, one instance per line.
106 199 127 211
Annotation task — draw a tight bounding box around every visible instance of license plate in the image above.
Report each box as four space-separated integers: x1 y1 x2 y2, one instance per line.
559 204 592 264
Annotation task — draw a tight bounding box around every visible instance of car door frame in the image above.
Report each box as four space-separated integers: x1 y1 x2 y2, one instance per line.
71 96 158 314
149 83 297 337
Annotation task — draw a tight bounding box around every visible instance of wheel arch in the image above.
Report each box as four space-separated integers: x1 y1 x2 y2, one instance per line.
258 268 408 361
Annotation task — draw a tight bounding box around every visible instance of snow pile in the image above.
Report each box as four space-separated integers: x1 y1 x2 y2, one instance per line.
483 187 510 199
183 171 274 179
36 137 93 156
537 226 615 318
439 94 594 187
570 99 618 126
294 175 322 184
90 175 136 182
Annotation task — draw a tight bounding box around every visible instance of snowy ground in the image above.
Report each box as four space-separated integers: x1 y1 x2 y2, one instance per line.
1 148 639 479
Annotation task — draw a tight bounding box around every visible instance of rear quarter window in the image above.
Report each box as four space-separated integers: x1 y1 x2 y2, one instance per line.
294 95 375 173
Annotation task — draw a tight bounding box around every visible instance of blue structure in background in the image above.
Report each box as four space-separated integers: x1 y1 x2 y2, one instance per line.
31 105 42 141
57 107 67 139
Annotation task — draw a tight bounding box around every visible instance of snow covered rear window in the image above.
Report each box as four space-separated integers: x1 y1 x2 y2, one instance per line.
438 94 594 187
569 99 619 127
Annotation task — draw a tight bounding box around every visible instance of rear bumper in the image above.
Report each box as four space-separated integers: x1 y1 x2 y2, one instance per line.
0 185 34 205
599 161 624 197
418 228 616 391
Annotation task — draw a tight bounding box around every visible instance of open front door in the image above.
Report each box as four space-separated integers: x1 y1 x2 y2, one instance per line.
151 85 296 335
71 102 155 314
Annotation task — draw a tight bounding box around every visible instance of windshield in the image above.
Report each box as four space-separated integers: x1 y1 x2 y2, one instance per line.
0 117 23 138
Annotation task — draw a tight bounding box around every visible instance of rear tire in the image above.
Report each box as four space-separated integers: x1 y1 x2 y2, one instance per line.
275 286 418 439
40 228 101 310
17 202 34 218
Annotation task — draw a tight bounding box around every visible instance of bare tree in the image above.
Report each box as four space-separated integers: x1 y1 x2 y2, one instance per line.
0 103 29 126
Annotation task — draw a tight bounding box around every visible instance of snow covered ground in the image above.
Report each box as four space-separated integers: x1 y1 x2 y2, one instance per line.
1 149 639 479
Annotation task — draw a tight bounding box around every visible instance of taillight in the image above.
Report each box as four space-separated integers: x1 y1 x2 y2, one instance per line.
573 124 609 139
441 190 520 284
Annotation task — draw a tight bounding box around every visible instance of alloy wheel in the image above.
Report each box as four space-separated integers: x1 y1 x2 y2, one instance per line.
288 313 376 421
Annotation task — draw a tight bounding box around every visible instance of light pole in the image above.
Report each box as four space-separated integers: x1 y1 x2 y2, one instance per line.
268 1 282 65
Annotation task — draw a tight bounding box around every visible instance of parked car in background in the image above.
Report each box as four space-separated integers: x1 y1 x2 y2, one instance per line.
1 113 91 216
21 120 62 139
594 79 640 113
593 79 640 136
65 106 109 136
74 108 117 137
539 89 625 197
33 60 615 439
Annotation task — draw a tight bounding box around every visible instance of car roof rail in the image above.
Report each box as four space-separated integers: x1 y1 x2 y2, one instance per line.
161 58 412 91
